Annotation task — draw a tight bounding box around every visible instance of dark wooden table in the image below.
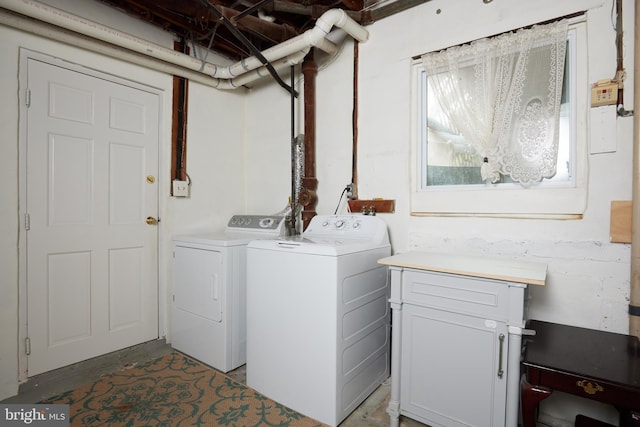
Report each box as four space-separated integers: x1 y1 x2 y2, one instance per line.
521 320 640 427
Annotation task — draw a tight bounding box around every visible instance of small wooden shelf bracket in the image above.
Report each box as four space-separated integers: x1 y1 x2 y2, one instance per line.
348 199 395 214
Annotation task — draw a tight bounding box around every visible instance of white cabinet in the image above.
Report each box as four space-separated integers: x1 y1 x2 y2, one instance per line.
379 252 546 427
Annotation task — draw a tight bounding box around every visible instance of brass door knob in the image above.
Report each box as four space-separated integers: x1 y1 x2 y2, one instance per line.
146 216 159 225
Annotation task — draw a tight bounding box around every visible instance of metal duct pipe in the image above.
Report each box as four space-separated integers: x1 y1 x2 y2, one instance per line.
0 0 368 88
287 134 304 235
293 136 305 204
630 0 640 338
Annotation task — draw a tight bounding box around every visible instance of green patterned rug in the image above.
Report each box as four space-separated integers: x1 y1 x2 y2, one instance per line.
40 351 326 427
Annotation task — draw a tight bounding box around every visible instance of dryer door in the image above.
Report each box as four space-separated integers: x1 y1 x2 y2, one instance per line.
173 245 223 323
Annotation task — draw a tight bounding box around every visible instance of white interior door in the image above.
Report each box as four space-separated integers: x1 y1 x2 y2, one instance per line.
25 58 160 376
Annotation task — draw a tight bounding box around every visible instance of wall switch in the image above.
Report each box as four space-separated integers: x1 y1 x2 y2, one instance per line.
172 180 189 197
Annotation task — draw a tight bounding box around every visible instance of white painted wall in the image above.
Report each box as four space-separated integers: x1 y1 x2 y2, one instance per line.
245 0 635 424
0 0 245 401
0 0 636 424
244 46 356 216
359 0 635 328
0 24 172 400
358 0 634 335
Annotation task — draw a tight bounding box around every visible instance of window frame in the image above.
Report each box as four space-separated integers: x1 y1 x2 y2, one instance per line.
410 21 588 218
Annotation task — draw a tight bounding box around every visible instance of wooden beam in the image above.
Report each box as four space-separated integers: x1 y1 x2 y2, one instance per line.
170 41 189 194
362 0 431 25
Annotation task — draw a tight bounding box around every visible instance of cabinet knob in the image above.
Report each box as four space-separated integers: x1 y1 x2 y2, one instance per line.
576 380 603 395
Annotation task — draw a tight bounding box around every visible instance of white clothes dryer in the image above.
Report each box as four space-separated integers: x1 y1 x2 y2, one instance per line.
246 214 391 426
171 214 284 372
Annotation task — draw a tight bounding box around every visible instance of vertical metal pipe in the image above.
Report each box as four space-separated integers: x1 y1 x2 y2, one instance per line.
351 41 359 195
630 0 640 337
290 65 298 234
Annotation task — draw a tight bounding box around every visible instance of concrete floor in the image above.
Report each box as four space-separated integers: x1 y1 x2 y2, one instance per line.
2 339 428 427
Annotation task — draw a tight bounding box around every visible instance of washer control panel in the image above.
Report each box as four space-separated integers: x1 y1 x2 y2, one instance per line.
305 214 388 243
227 215 284 232
320 217 361 231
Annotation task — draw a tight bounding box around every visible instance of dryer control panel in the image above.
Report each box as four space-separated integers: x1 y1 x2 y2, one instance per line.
227 215 284 233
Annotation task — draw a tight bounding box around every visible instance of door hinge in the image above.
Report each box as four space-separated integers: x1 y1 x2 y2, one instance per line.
25 89 31 108
24 213 30 231
25 337 31 356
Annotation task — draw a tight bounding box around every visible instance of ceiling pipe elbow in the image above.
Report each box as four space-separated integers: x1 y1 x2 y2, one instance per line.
216 47 310 90
302 9 368 51
213 9 366 79
0 0 367 88
315 9 369 43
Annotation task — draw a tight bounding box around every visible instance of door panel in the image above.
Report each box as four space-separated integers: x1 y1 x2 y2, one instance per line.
49 134 94 225
48 251 92 346
109 247 144 331
110 143 145 224
25 58 160 376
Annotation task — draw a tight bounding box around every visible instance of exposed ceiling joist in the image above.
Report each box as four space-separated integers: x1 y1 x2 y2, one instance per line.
96 0 430 60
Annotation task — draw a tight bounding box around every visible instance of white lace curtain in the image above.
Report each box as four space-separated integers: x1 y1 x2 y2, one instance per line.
420 19 568 185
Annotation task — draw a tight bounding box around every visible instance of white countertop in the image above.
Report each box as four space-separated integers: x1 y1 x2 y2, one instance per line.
378 251 547 286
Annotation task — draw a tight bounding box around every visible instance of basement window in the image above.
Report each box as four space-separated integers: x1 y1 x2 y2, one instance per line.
411 20 588 217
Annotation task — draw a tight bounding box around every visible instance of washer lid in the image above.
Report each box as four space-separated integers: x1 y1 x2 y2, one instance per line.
173 231 278 247
247 214 390 256
248 235 390 256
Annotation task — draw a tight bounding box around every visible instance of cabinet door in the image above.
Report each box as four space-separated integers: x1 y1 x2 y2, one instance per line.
400 304 508 427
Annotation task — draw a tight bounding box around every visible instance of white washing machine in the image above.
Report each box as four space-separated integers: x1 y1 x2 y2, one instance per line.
171 214 285 372
246 214 391 426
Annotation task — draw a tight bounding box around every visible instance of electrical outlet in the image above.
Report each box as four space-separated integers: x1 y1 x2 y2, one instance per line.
346 183 357 200
173 180 189 197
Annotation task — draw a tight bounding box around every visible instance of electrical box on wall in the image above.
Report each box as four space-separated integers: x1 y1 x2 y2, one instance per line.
591 79 619 107
172 180 189 197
